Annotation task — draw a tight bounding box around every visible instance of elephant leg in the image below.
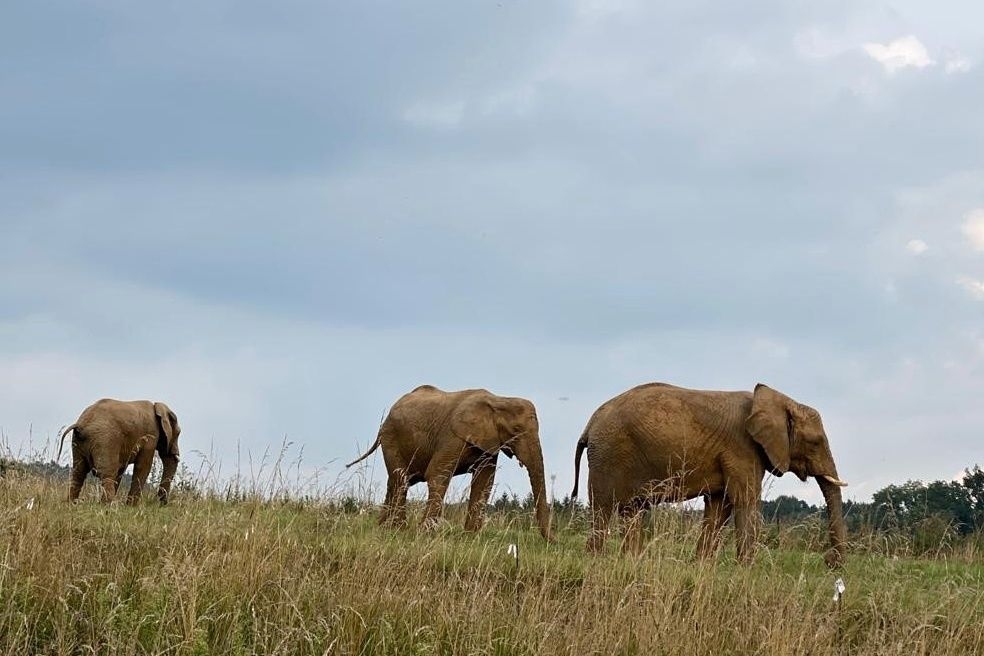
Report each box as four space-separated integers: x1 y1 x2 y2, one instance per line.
381 470 409 527
464 460 496 532
587 488 615 553
421 471 452 528
391 480 409 527
732 490 761 564
379 477 394 525
157 453 179 505
91 440 123 503
619 503 646 556
68 458 88 502
99 475 118 503
697 494 732 559
128 453 154 506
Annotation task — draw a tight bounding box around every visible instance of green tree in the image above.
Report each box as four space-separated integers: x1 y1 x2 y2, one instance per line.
961 464 984 529
872 479 975 535
761 495 818 523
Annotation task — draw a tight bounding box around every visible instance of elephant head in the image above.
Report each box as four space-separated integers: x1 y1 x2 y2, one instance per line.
154 402 181 455
154 402 181 504
746 384 848 566
452 394 552 540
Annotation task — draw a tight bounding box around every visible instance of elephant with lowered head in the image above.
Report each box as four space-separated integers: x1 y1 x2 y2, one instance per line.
59 399 181 505
572 382 848 567
347 385 552 540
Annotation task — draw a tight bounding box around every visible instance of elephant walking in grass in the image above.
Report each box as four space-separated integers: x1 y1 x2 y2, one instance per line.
59 399 181 505
347 385 552 541
572 382 848 567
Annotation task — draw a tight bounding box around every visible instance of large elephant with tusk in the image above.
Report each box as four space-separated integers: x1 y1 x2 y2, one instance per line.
347 385 552 541
572 382 848 567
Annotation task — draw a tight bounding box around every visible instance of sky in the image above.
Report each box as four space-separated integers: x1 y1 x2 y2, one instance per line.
1 1 982 507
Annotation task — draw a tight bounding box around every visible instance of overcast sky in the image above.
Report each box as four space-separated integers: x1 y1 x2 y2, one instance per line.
2 1 982 506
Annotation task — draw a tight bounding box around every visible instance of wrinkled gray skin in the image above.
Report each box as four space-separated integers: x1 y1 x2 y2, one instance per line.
347 385 552 541
572 383 848 567
59 399 181 505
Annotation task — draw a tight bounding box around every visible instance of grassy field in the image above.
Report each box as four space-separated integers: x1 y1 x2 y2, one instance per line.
1 468 983 655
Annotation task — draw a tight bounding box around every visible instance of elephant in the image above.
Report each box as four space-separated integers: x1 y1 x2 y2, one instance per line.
346 385 552 540
571 382 848 567
58 399 181 505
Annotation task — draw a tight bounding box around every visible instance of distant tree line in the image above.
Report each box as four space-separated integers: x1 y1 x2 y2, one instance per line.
0 458 70 480
487 464 984 541
763 465 984 537
5 455 983 541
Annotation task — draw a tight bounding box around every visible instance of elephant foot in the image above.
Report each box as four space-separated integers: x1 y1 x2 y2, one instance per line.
824 549 844 569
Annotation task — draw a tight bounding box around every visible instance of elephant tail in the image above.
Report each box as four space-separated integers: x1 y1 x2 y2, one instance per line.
345 435 382 469
571 430 589 499
57 424 77 462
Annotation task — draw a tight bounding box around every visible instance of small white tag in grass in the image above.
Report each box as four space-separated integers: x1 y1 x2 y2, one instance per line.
506 543 518 560
833 577 846 602
25 498 35 511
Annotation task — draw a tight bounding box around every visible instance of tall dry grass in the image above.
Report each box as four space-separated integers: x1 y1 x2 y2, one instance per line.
1 464 982 655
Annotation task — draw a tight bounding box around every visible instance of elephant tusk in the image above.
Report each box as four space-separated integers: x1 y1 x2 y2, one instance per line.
820 475 848 487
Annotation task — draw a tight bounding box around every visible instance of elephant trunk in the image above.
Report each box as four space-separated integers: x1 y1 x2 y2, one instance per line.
515 435 552 542
817 475 848 568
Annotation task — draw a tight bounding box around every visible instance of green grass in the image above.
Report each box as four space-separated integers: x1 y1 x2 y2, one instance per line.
1 471 982 655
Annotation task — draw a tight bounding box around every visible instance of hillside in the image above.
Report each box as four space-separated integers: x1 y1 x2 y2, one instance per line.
1 467 982 655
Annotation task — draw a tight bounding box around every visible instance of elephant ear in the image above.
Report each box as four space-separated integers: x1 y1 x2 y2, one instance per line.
745 384 790 474
154 402 180 456
450 396 503 454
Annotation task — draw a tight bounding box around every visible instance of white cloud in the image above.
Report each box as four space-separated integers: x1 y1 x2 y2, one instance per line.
944 56 972 75
962 209 984 251
863 35 935 74
956 276 984 300
905 239 928 255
